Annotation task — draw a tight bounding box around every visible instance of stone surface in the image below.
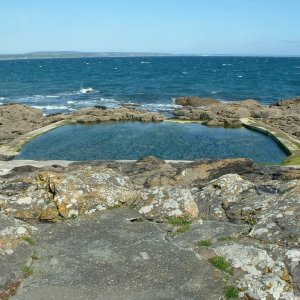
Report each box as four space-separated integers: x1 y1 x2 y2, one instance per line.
0 213 35 299
1 159 300 299
175 96 220 107
12 209 224 300
173 97 300 138
0 104 62 146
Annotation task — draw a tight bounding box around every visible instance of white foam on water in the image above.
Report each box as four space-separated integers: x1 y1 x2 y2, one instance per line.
99 97 119 103
222 64 232 66
0 97 6 100
39 66 43 68
141 103 182 112
140 61 151 64
182 71 188 74
32 105 69 110
80 87 94 94
237 75 243 78
67 100 75 104
46 95 60 98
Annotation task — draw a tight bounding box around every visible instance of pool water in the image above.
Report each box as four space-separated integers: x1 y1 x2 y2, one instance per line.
16 122 287 163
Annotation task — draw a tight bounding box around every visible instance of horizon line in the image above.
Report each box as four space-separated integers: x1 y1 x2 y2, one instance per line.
0 50 299 58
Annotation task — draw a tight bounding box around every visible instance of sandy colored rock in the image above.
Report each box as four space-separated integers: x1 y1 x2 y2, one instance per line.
175 96 220 107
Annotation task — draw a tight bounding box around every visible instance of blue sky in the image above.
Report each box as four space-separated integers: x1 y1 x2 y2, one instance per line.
1 0 300 55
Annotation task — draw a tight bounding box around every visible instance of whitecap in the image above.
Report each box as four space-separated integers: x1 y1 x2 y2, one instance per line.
0 97 6 100
67 100 75 104
237 75 243 78
113 67 118 70
211 91 218 94
39 65 43 68
46 95 60 98
99 97 119 103
141 103 182 112
80 87 94 94
140 61 151 64
222 64 232 66
32 105 69 110
182 72 188 74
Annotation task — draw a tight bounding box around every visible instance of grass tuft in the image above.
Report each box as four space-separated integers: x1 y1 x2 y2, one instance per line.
224 285 239 298
176 223 190 233
197 240 212 247
107 204 122 209
165 216 191 234
165 216 190 226
22 266 33 276
209 256 233 275
22 236 36 245
31 250 39 260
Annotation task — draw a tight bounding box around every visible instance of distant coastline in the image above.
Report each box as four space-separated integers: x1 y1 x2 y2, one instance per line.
0 51 299 60
0 51 176 60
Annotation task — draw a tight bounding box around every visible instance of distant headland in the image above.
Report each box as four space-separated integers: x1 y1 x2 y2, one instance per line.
0 51 177 60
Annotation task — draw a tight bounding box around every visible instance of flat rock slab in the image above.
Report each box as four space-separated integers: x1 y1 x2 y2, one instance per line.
12 209 224 300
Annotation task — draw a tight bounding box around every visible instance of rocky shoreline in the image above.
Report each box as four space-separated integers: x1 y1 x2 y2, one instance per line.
0 97 300 299
1 96 300 163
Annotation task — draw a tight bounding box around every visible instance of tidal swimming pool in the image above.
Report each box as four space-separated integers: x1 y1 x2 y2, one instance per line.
16 122 287 163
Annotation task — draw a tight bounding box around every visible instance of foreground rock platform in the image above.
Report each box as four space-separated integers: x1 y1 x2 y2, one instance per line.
12 209 224 300
1 157 300 299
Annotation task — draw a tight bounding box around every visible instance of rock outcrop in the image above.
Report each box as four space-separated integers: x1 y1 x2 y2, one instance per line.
0 105 165 147
173 97 300 140
175 96 220 107
1 158 300 299
0 104 62 146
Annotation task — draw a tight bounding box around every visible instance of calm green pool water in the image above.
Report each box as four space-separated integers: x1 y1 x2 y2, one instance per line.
16 122 287 163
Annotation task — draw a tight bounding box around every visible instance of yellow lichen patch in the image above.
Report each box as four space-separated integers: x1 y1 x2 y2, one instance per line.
0 237 19 250
280 270 291 283
40 207 59 222
57 203 69 218
265 282 273 290
14 210 36 220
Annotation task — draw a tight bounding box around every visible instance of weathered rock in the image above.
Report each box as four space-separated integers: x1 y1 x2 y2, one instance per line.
213 244 294 300
70 107 165 123
175 96 220 107
12 209 225 300
137 186 199 221
0 104 61 146
0 213 35 299
173 96 300 140
1 159 300 298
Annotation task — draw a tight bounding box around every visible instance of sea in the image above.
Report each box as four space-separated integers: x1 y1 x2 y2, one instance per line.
0 56 300 115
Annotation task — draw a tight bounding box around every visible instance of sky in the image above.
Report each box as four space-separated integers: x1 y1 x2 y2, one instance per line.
0 0 300 56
